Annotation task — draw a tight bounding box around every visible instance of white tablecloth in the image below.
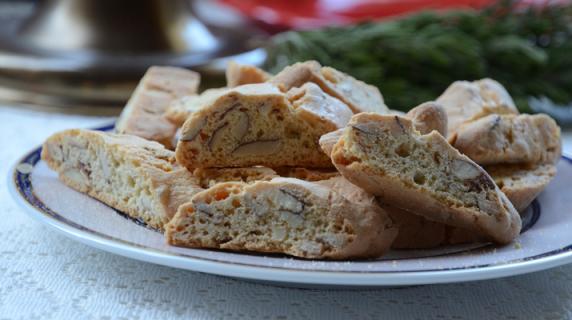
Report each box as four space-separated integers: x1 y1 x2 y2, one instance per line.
2 105 572 320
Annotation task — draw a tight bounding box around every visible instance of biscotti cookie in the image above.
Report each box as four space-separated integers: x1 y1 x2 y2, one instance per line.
451 114 561 165
165 88 228 127
319 101 448 156
165 177 397 259
330 113 522 244
176 82 353 169
226 61 271 87
317 176 481 249
193 167 278 188
487 163 557 212
406 101 448 137
116 66 200 148
269 61 389 114
436 78 519 136
42 129 203 229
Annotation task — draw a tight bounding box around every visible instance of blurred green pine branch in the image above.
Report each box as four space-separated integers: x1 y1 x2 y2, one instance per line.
264 0 572 114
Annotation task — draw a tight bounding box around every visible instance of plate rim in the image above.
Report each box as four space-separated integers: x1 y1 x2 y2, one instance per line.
8 124 572 287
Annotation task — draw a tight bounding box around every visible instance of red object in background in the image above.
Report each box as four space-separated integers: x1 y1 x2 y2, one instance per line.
220 0 496 33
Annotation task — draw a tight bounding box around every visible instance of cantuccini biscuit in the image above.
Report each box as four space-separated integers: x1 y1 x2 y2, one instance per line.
166 177 397 259
329 113 521 244
116 66 200 148
42 129 203 229
176 83 353 169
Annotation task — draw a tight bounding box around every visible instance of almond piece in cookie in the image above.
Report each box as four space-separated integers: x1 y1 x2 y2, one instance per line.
269 60 388 114
176 82 353 169
165 177 397 260
330 113 522 244
42 129 203 230
487 163 557 212
451 114 561 166
116 66 200 149
226 61 271 87
437 78 519 137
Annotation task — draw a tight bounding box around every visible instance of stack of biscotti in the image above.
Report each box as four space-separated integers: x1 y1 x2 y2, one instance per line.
319 102 488 249
44 61 403 260
116 63 271 147
42 61 561 259
438 79 561 212
318 80 560 248
166 62 401 259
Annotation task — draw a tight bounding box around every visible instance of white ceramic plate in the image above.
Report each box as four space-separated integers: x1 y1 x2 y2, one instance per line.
9 124 572 288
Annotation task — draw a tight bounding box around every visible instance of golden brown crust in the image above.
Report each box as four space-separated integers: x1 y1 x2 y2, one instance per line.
316 176 482 249
406 101 448 137
116 66 200 149
165 177 397 260
330 113 521 244
437 78 519 137
42 129 202 229
269 61 388 114
175 83 353 169
165 88 228 127
452 114 561 166
226 61 271 87
320 103 448 158
487 163 557 212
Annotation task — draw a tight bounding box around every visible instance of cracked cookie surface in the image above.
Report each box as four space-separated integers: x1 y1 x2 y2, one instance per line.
42 129 203 229
330 113 521 244
269 60 389 114
165 177 397 259
176 83 353 169
116 66 200 149
317 174 482 249
451 114 561 166
437 78 519 137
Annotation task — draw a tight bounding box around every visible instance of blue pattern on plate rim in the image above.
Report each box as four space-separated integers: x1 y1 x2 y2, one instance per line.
11 123 569 273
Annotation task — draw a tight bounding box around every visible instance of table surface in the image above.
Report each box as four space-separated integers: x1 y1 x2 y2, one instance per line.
2 105 572 320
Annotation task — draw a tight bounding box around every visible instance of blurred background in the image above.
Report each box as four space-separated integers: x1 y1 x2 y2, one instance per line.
0 0 570 122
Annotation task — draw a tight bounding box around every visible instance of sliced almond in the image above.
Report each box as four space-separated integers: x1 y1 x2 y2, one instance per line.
62 168 90 189
180 117 206 141
208 111 250 151
208 123 228 151
279 211 303 228
277 188 305 214
231 112 249 139
452 159 482 180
